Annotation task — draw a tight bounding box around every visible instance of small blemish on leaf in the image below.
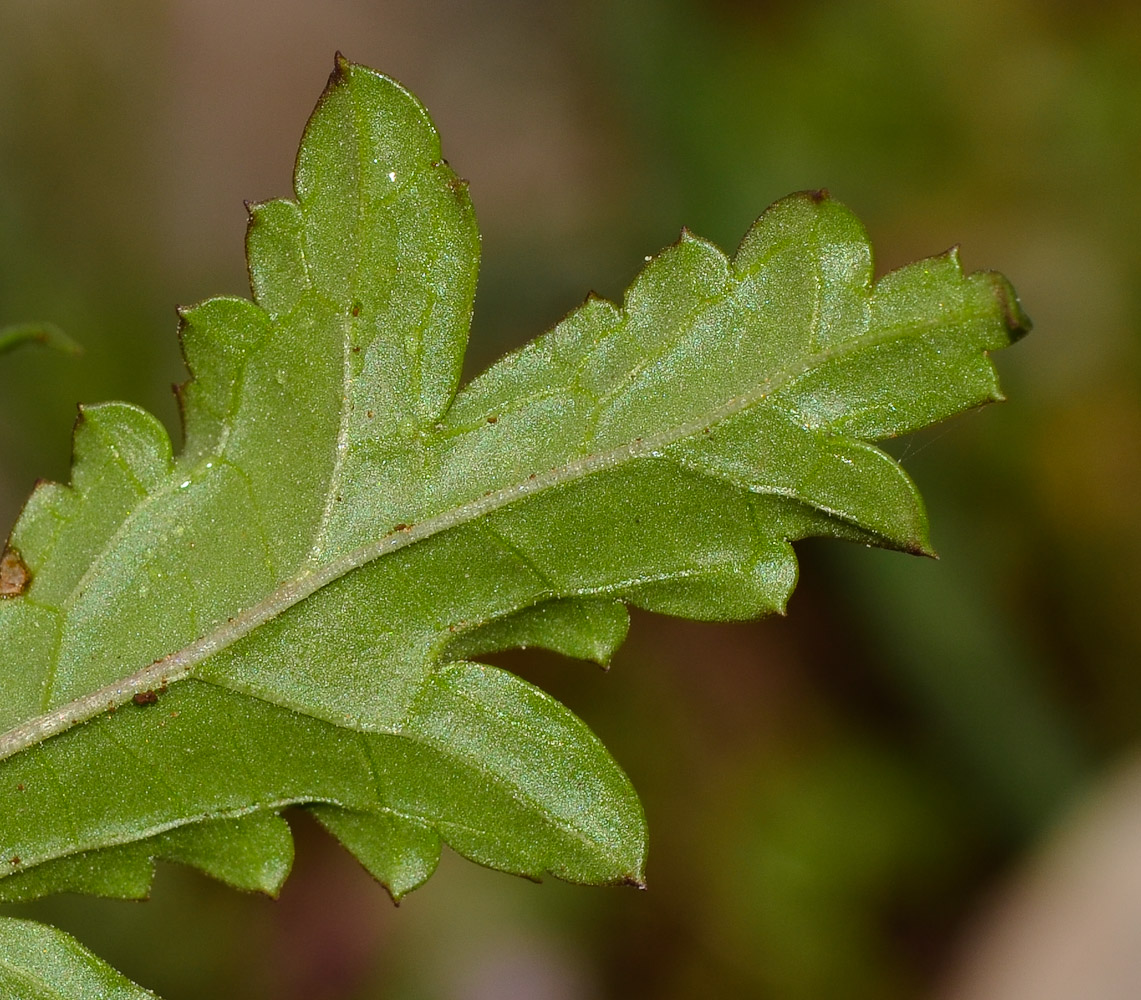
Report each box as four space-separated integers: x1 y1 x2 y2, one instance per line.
486 415 498 424
0 546 30 597
393 523 411 532
9 856 19 866
351 300 362 317
133 690 159 706
367 410 374 418
16 783 24 792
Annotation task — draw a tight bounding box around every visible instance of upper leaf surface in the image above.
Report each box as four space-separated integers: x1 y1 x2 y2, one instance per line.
0 59 1027 903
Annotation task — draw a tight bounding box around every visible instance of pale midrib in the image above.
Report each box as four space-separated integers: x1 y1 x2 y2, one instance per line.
307 121 434 565
308 104 369 566
0 309 975 764
306 315 354 565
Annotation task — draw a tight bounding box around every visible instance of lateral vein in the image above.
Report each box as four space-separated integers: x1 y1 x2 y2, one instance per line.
0 301 981 763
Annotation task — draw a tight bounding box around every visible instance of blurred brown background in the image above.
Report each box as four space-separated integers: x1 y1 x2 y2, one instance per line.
2 1 1140 997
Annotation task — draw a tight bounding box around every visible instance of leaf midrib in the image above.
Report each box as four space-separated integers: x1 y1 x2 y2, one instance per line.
307 84 368 566
0 292 981 764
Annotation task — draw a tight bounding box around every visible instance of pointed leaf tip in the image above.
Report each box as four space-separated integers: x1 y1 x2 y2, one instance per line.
994 275 1032 341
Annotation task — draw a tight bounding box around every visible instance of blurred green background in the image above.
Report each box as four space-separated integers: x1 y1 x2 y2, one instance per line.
2 1 1139 997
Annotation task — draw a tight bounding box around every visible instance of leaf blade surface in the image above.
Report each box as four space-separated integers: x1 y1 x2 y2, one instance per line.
0 917 161 999
0 60 1028 906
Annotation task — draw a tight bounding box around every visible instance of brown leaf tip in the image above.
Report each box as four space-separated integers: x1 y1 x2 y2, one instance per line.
0 546 30 598
993 277 1032 341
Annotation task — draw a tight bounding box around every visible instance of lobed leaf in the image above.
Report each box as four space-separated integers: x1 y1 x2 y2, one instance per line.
0 57 1028 917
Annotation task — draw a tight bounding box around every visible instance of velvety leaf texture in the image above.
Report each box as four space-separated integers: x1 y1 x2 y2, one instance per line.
0 917 160 999
0 55 1028 929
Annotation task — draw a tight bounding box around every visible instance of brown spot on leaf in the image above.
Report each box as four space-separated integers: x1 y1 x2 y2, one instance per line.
486 415 498 424
9 856 19 866
393 523 411 532
807 188 830 204
16 783 24 792
133 690 159 706
0 546 30 597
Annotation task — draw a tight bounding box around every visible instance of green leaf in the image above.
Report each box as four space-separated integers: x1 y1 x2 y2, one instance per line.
0 57 1028 911
0 323 80 357
0 917 160 999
